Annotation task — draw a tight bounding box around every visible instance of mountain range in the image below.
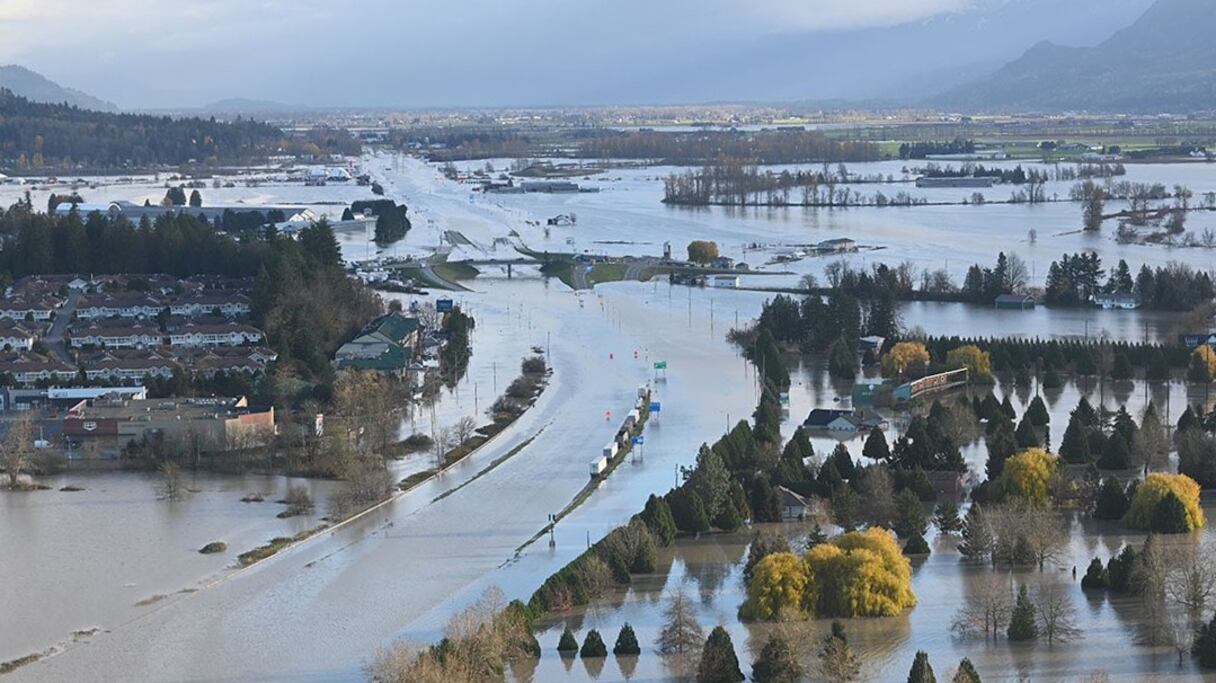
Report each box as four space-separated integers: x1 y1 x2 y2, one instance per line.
937 0 1216 112
0 65 117 112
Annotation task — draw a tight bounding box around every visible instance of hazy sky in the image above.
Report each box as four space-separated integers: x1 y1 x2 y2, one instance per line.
0 0 1156 109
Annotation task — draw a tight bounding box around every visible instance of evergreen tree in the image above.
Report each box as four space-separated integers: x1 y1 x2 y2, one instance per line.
985 418 1016 479
1097 433 1130 470
1111 352 1134 380
818 621 861 682
934 501 963 534
951 658 982 683
669 489 711 534
830 443 857 480
817 458 844 494
1080 558 1109 590
1151 492 1191 534
1007 585 1038 641
188 189 202 207
1014 415 1040 448
958 504 995 562
904 533 931 556
613 623 641 656
1000 396 1016 420
907 650 937 683
641 494 677 546
752 633 803 683
1026 395 1050 426
1107 545 1138 592
697 626 744 683
1178 404 1200 433
862 426 891 461
580 629 608 658
978 393 1004 422
1094 477 1130 520
557 626 579 654
749 474 782 523
893 488 929 538
1059 413 1092 464
1194 612 1216 668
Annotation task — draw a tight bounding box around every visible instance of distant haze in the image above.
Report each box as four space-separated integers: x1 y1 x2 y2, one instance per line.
0 0 1155 109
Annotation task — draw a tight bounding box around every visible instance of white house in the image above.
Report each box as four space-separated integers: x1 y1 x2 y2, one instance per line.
169 322 263 348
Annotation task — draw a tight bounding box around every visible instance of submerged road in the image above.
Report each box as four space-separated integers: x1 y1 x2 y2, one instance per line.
17 281 758 682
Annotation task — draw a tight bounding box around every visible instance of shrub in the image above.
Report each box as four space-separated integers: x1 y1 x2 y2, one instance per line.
198 541 227 554
580 629 607 658
557 626 578 654
1124 472 1204 531
613 623 640 656
521 355 547 375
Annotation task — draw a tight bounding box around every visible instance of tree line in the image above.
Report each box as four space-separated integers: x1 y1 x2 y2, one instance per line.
0 88 358 171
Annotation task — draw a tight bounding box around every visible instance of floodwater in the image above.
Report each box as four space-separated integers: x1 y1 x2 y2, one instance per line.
0 471 335 663
8 151 1216 681
527 516 1216 682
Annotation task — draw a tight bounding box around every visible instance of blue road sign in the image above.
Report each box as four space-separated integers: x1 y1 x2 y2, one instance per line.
649 402 661 413
632 435 644 445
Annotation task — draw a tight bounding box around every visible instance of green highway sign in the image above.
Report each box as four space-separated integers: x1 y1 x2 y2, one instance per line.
653 361 667 370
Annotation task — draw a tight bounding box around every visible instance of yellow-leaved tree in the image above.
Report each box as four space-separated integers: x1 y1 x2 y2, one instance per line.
945 344 992 383
1124 472 1205 531
740 528 918 622
997 448 1057 505
739 552 808 620
880 341 931 381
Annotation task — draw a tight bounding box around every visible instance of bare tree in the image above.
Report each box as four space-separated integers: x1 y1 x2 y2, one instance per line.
658 587 704 676
1165 544 1216 620
453 416 478 445
1022 505 1069 572
1135 535 1170 646
1167 607 1195 666
1035 584 1082 644
951 573 1013 640
157 461 187 501
1 413 34 489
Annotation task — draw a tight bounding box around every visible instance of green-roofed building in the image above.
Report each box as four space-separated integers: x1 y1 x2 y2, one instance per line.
334 312 420 376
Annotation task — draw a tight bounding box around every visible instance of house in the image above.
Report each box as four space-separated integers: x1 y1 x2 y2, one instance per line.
168 292 252 318
778 486 809 521
0 352 79 385
803 408 887 432
0 296 59 321
712 275 740 289
710 256 736 269
858 336 885 353
335 312 420 375
75 293 167 319
817 238 858 253
0 319 42 350
1094 293 1139 310
994 294 1036 310
1181 333 1216 348
168 322 263 347
69 324 163 349
81 354 178 382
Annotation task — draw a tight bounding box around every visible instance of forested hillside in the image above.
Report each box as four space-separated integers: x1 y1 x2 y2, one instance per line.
0 89 359 171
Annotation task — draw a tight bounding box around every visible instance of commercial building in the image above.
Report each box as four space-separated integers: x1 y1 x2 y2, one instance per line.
334 312 420 375
62 396 275 458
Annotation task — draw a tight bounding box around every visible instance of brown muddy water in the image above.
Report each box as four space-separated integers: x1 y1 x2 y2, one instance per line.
528 515 1216 682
